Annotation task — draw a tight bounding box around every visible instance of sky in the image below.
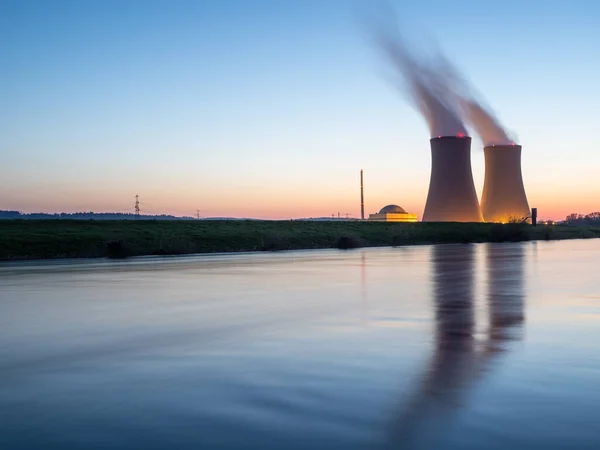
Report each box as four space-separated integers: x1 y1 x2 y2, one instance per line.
1 0 599 220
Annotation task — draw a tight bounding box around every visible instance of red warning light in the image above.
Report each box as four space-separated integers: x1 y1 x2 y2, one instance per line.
457 133 465 138
437 136 441 139
511 142 515 146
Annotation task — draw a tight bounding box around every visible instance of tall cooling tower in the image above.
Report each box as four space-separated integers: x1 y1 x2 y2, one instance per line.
422 136 483 222
481 145 530 222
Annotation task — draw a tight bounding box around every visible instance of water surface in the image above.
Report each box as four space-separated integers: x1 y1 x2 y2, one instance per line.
1 241 600 449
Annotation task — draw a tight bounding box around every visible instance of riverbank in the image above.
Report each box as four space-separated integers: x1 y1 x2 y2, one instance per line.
0 219 599 261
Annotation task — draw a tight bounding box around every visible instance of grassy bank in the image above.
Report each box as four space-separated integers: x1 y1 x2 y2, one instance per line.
0 219 599 261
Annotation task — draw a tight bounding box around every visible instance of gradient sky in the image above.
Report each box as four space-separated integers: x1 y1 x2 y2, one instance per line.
1 0 599 220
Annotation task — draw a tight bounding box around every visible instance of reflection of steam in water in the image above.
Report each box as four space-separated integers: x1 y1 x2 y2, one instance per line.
388 243 525 448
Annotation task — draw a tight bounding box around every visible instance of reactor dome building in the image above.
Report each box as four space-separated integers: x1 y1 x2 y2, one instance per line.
369 204 418 222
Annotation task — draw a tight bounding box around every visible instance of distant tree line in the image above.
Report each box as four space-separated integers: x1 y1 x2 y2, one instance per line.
564 212 600 226
0 210 196 220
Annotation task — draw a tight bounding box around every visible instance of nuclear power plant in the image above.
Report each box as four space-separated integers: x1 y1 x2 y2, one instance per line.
359 138 533 223
480 144 530 223
359 138 532 223
422 136 483 222
375 23 534 224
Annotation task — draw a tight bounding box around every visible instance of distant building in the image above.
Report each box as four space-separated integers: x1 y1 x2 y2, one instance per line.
368 205 418 222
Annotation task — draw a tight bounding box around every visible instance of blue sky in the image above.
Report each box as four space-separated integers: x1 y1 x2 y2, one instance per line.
1 0 599 219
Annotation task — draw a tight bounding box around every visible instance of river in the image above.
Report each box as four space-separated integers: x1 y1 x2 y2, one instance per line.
1 240 599 449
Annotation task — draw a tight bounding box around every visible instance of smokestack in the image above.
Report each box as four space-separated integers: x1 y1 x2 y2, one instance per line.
360 169 365 220
423 136 483 222
480 145 530 223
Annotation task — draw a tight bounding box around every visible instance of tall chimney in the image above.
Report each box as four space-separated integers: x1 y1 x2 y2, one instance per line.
481 145 530 223
423 136 483 222
360 169 365 220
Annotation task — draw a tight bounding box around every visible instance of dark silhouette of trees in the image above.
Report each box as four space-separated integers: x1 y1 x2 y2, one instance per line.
0 210 195 221
564 212 600 226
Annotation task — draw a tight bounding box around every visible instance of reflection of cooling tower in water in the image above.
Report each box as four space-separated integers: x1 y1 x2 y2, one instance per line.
387 244 477 446
486 243 525 344
387 243 528 447
481 145 530 223
422 137 483 222
432 244 475 355
388 244 527 448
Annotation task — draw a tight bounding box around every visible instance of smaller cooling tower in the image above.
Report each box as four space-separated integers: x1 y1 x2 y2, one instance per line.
422 136 483 222
481 145 530 223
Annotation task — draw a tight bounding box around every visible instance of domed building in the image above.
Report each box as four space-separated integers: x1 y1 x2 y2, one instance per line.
368 204 418 222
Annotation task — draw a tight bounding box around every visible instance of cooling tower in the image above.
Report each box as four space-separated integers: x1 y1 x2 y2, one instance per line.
481 145 530 223
422 136 483 222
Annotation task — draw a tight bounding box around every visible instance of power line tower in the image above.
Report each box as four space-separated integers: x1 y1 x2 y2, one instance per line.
134 194 140 219
196 209 200 220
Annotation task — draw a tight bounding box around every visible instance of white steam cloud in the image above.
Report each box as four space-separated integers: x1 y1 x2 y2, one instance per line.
377 33 467 138
432 54 515 146
372 13 515 146
460 99 514 147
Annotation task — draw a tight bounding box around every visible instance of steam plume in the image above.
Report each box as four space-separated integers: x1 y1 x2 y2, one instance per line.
432 55 515 146
460 99 514 146
372 10 515 146
376 32 467 138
